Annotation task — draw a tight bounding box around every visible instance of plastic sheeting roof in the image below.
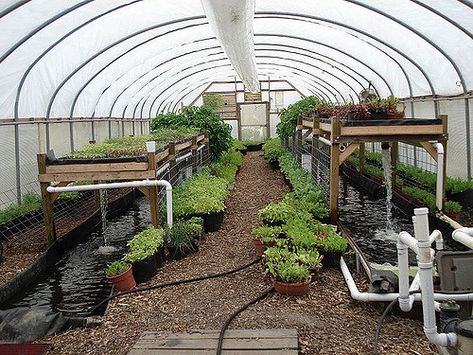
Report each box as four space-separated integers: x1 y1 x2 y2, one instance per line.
0 0 472 119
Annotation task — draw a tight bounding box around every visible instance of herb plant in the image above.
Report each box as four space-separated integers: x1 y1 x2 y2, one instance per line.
105 260 129 277
124 227 165 263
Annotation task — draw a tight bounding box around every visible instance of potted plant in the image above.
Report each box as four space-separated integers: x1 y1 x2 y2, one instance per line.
265 247 311 296
262 138 284 169
313 226 348 268
123 227 165 284
258 201 295 226
251 225 283 256
166 219 202 260
105 260 136 292
446 178 473 208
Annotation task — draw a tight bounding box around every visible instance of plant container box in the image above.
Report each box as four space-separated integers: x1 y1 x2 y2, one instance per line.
197 211 225 232
132 254 159 284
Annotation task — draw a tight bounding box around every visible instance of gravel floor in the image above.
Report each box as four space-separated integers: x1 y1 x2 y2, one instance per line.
44 152 438 355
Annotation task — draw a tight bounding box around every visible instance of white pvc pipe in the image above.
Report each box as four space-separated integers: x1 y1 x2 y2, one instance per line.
434 143 444 211
429 229 444 250
340 257 473 303
413 208 457 347
318 136 332 147
452 227 473 250
47 180 173 227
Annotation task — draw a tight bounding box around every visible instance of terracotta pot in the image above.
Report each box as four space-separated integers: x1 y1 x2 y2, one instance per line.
106 264 136 292
252 239 275 256
273 278 310 296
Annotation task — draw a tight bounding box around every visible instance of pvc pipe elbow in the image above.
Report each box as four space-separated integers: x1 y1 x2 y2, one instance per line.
452 229 473 250
399 297 413 312
429 230 443 250
424 327 457 347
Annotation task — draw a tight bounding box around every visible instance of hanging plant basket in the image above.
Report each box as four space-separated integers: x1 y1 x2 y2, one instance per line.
273 278 311 296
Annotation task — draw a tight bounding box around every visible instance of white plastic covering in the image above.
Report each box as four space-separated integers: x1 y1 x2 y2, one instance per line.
201 0 259 93
0 0 472 119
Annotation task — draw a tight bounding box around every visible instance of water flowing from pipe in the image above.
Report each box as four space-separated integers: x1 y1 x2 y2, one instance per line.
98 189 116 254
381 147 394 231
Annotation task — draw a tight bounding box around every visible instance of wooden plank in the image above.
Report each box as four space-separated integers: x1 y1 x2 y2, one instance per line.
419 141 438 162
319 122 332 133
45 162 148 174
155 149 169 164
133 338 298 350
129 350 297 355
329 117 341 224
338 135 444 143
175 140 192 153
302 119 313 128
339 143 359 165
147 151 159 228
140 329 297 340
340 124 443 136
38 171 155 182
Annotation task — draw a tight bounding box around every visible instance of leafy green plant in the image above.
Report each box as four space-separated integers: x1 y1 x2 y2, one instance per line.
240 140 263 147
276 96 320 139
283 217 317 249
264 247 311 283
209 150 242 184
173 170 229 218
231 139 246 152
151 106 232 158
446 178 473 194
203 94 225 111
403 186 461 214
64 128 198 159
124 227 165 263
258 201 296 225
105 261 130 277
262 138 284 164
0 192 41 225
277 260 311 283
251 225 283 243
167 219 203 246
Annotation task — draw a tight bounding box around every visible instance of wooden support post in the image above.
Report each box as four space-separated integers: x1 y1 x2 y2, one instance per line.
296 118 303 164
168 142 176 184
37 154 56 244
311 118 320 182
191 135 198 174
147 150 159 228
359 143 365 174
329 117 341 223
391 142 398 186
203 132 210 164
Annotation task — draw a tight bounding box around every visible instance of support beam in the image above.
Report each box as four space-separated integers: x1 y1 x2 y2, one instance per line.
191 136 198 174
420 141 438 162
147 151 159 228
339 143 360 165
37 154 56 244
329 117 341 223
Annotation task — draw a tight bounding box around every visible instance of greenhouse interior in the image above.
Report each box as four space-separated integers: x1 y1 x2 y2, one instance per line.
0 1 473 354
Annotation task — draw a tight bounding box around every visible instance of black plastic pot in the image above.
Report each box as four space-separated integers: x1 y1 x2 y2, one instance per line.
167 241 199 260
155 247 165 268
321 252 342 268
131 254 158 284
197 211 225 233
369 110 388 120
269 160 279 170
262 219 284 227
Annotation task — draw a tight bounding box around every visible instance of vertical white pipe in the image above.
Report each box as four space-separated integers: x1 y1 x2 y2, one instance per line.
434 143 444 211
414 208 457 347
397 232 412 312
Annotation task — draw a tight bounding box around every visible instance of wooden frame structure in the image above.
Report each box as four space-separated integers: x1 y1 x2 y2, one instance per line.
38 133 208 244
297 115 448 223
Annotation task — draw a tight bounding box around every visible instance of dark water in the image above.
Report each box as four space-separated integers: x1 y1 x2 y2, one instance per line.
2 197 151 317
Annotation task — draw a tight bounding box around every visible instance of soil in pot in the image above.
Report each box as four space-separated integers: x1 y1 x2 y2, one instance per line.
106 265 136 292
273 278 310 296
132 254 159 284
197 211 225 233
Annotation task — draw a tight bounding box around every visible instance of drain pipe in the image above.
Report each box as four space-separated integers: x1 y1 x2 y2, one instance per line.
46 180 173 227
433 143 444 211
413 208 457 347
452 228 473 249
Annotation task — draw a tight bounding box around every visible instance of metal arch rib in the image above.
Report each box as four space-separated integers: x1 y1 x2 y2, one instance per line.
14 0 145 120
167 74 329 114
79 44 364 119
0 0 31 19
0 1 94 67
68 25 215 118
45 15 207 119
99 40 386 119
151 62 340 119
142 58 344 119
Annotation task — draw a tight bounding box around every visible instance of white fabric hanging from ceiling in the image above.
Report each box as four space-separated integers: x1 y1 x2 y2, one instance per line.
201 0 260 93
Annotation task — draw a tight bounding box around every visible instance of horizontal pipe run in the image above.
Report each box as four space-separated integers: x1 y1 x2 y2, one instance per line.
340 257 473 302
318 136 332 147
47 180 173 227
452 228 473 249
